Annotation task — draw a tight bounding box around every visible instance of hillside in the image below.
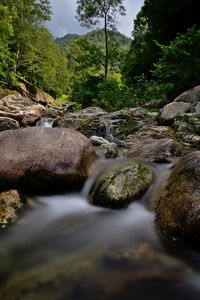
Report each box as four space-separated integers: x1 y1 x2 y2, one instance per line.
54 33 79 48
55 28 132 51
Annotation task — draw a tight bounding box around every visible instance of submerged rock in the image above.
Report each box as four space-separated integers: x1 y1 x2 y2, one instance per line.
155 151 200 244
126 137 182 163
0 190 25 226
0 127 97 191
89 160 152 209
102 142 119 159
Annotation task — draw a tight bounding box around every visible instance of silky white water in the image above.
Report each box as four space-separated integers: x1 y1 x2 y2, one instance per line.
0 162 200 300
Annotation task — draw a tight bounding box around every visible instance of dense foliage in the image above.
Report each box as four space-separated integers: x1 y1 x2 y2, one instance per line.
122 0 200 104
0 0 68 97
1 0 200 112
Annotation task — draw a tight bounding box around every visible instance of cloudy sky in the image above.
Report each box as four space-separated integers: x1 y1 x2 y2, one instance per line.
46 0 144 38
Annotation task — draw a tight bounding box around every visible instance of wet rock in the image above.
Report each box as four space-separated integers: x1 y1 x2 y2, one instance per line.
0 127 97 192
105 134 127 147
54 107 108 137
126 137 182 163
158 102 191 125
102 142 119 159
54 107 157 139
0 117 20 132
102 107 157 138
173 113 200 145
0 190 25 226
89 160 152 209
155 151 200 243
90 135 109 146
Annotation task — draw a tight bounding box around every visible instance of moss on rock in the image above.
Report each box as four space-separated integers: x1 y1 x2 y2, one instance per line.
0 190 26 227
155 151 200 244
89 160 152 209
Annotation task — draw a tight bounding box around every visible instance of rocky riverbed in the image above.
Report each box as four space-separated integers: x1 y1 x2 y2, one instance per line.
1 85 200 299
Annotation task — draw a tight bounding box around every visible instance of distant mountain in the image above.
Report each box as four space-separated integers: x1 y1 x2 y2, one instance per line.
55 28 131 51
54 33 79 48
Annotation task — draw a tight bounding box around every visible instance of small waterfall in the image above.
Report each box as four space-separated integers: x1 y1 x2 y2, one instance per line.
100 119 114 137
36 118 55 128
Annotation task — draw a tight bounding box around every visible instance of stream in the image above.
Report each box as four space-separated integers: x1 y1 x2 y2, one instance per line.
0 119 200 299
0 161 200 300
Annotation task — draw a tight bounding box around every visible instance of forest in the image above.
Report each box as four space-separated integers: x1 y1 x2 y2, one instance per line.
1 0 200 111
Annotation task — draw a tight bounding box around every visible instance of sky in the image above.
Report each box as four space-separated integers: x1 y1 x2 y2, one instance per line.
46 0 144 38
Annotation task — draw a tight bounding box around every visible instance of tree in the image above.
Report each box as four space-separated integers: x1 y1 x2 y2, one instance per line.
152 27 200 98
76 0 126 79
142 0 200 45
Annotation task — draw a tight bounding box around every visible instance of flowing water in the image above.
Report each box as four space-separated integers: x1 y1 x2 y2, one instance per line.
0 162 200 300
36 118 55 128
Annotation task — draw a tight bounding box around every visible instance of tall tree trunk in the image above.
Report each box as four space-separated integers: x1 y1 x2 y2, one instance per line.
104 13 108 79
14 43 20 75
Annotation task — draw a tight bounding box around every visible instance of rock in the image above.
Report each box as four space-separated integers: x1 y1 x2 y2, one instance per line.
126 137 182 163
102 142 119 159
155 151 200 244
101 107 157 138
54 107 157 139
0 117 20 132
17 83 29 97
0 95 55 127
54 107 108 137
105 134 127 147
0 190 25 226
90 135 109 146
89 160 152 209
158 102 191 125
30 90 53 106
174 85 200 108
127 126 177 141
0 127 97 192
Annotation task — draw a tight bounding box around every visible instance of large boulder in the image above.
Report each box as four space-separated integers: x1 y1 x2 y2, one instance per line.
0 127 97 191
158 102 191 125
155 151 200 244
174 85 200 109
89 160 152 209
0 190 25 226
126 136 182 163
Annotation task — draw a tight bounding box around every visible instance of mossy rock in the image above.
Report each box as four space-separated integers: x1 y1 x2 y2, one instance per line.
155 151 200 244
89 160 152 209
0 190 26 227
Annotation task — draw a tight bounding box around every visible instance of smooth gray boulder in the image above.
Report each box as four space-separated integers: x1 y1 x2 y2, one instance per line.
0 127 97 191
158 102 191 124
